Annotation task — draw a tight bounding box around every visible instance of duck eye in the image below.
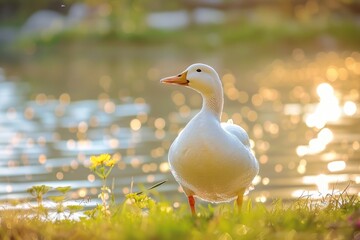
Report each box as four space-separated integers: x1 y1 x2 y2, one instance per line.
196 69 202 72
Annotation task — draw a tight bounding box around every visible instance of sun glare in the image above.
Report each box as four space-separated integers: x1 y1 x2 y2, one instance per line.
327 160 346 172
343 101 357 116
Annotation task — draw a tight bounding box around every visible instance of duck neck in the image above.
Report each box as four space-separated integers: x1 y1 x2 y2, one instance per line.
201 90 223 120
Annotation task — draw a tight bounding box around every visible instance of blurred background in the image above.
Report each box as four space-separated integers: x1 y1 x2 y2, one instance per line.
0 0 359 206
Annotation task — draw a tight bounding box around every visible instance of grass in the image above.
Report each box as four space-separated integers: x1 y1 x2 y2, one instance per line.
1 186 359 240
0 157 359 240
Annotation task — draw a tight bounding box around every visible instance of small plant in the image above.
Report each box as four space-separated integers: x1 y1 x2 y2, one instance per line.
27 185 52 207
124 180 167 214
48 186 84 220
88 153 118 217
26 185 84 220
125 192 155 210
27 185 52 217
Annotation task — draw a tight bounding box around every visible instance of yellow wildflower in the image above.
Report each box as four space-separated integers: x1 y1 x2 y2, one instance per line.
90 154 111 169
105 158 118 167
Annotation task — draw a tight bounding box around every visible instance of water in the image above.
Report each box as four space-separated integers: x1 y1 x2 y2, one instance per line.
0 45 359 207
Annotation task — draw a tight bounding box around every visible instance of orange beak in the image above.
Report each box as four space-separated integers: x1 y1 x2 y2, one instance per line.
160 71 189 86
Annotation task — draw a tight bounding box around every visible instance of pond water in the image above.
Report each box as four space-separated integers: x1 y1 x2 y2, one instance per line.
0 44 359 207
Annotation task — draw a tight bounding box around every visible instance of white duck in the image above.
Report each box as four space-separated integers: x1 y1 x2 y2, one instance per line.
160 63 259 215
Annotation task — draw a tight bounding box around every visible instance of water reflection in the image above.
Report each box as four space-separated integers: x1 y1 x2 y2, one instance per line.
263 51 360 200
0 49 360 205
0 72 165 202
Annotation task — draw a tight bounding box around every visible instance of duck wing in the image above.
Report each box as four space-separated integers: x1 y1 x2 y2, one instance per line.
221 121 251 148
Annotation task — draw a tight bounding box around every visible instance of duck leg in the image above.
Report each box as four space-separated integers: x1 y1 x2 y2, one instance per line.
236 188 246 213
188 195 196 216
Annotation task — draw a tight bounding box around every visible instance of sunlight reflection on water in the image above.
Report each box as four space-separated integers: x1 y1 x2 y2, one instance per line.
0 49 359 205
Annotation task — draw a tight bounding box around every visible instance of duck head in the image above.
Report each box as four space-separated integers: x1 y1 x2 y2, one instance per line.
160 63 222 96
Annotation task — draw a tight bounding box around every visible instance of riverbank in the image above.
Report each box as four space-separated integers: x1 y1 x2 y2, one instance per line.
1 191 359 240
